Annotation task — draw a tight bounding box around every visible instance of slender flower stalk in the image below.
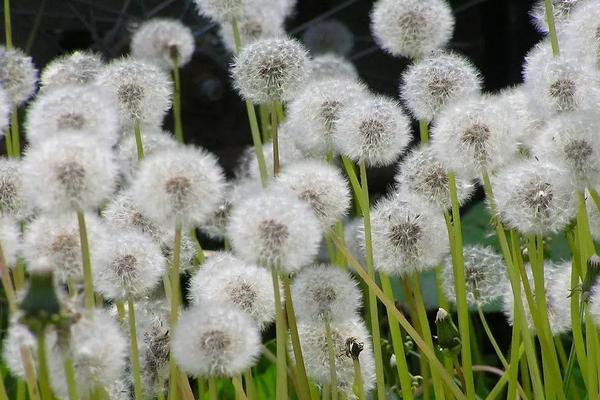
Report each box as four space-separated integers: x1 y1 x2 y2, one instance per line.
36 332 53 400
324 317 338 400
19 346 40 400
77 210 95 313
243 370 257 400
208 378 217 400
63 356 78 400
10 109 20 156
271 269 288 400
544 0 560 56
232 375 248 400
0 243 16 312
271 102 280 176
352 357 365 400
419 120 429 143
171 52 184 143
134 123 144 161
168 220 183 400
128 297 144 400
4 0 12 49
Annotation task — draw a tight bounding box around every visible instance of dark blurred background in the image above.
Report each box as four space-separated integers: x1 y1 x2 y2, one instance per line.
5 0 542 189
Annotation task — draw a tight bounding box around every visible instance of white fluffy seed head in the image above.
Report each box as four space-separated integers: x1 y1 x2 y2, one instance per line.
533 112 600 190
94 229 166 300
400 51 482 122
292 264 361 323
0 216 20 267
297 317 375 395
116 127 180 183
23 212 109 282
227 190 322 273
286 78 368 156
103 189 165 241
523 41 600 118
131 18 195 70
306 54 359 83
502 262 572 335
0 86 9 132
188 253 275 331
231 37 310 104
530 0 584 33
430 95 519 178
130 146 225 228
40 51 104 91
562 1 600 70
492 159 577 235
0 158 27 218
273 160 351 227
371 0 454 59
395 144 474 210
218 7 286 53
0 46 38 105
25 85 120 146
370 192 448 276
243 132 306 183
95 58 172 128
172 302 262 377
200 183 234 240
194 0 244 21
21 133 118 213
47 309 127 400
333 95 412 167
442 245 508 307
302 20 354 57
2 314 37 379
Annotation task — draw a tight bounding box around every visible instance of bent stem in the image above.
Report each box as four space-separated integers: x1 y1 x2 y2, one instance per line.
324 317 338 400
168 220 183 400
77 210 95 313
447 172 475 398
357 159 386 400
380 274 415 400
281 275 312 400
271 270 288 400
477 305 508 368
128 297 144 400
134 122 144 161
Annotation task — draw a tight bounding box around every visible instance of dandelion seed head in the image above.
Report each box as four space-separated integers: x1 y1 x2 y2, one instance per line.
442 245 507 307
493 159 577 235
370 0 454 59
194 0 244 21
103 190 165 241
231 37 310 104
298 317 375 395
395 144 474 210
47 309 127 399
189 253 275 331
400 51 482 122
243 132 306 183
21 133 118 213
370 192 448 276
502 262 572 334
0 158 27 218
0 46 37 105
561 1 600 70
305 54 359 83
292 264 361 323
96 58 172 128
273 159 351 227
2 314 37 379
94 230 166 300
23 212 109 282
530 0 584 33
40 51 103 91
303 20 354 57
333 95 411 167
430 95 518 177
218 7 286 53
200 183 234 240
228 190 322 273
172 302 261 377
286 78 368 156
131 18 195 70
25 85 120 146
0 216 20 267
130 146 226 228
0 86 9 132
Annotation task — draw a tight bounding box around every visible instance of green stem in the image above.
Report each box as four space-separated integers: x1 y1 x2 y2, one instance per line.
231 17 242 53
259 105 271 142
357 159 386 400
243 370 257 400
16 380 26 400
0 372 9 400
3 0 12 48
328 232 466 400
419 120 429 143
168 220 183 400
11 109 20 157
245 101 269 186
20 347 41 400
36 332 53 400
0 242 16 312
171 58 184 144
584 307 599 396
271 270 288 400
281 275 312 400
447 172 475 398
380 274 415 400
128 297 144 400
232 375 247 400
352 358 365 400
506 303 522 400
77 210 95 313
543 0 560 56
271 101 280 176
134 123 144 161
64 355 79 400
208 378 217 400
324 318 338 400
410 273 446 400
477 305 508 367
4 128 13 157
